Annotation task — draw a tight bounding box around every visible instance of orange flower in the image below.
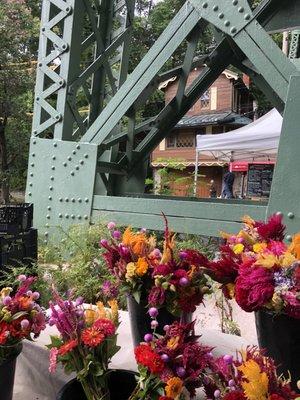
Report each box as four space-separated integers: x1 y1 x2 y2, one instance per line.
167 336 180 350
161 232 176 264
122 227 148 256
288 233 300 259
58 339 78 355
18 295 33 309
165 377 183 399
81 327 105 347
135 257 148 276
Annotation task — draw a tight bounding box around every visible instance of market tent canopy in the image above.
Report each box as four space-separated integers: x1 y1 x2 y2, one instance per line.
196 108 282 161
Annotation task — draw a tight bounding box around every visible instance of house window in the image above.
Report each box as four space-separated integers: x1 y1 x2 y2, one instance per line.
166 135 176 148
166 133 195 148
200 90 210 109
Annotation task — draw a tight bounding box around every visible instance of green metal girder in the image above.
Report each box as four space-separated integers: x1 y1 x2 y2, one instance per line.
92 195 267 237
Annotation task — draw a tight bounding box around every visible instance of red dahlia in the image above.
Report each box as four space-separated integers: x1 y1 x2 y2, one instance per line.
81 327 105 347
93 318 116 336
58 339 78 355
134 344 164 374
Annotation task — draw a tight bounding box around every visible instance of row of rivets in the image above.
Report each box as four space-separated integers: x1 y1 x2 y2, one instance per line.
58 214 88 219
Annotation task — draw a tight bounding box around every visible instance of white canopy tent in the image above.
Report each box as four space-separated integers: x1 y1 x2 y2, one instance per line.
194 108 283 195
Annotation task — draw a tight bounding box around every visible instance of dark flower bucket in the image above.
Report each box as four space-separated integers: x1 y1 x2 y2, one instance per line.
57 369 137 400
127 295 191 347
255 311 300 389
0 343 22 400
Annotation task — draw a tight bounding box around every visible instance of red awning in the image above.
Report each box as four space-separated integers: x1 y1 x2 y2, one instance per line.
230 160 275 172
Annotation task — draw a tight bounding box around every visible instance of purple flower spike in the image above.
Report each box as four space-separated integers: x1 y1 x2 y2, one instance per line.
148 307 158 318
223 354 233 365
179 277 189 287
144 333 153 342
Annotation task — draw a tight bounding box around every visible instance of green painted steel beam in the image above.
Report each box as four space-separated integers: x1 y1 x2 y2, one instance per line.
80 3 201 144
267 76 300 237
92 195 267 236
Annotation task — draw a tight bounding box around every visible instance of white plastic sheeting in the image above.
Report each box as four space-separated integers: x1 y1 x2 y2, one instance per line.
196 108 282 161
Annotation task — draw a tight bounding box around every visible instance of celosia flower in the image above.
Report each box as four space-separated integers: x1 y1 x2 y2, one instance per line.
165 377 183 399
158 397 173 400
283 291 300 319
148 286 166 307
134 344 164 374
125 262 136 281
122 227 149 256
288 233 300 259
255 214 285 241
235 264 274 312
238 360 269 400
58 339 78 355
81 327 105 347
135 257 148 277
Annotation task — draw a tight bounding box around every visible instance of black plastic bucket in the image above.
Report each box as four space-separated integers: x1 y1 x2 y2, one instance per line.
57 369 137 400
255 311 300 389
0 343 22 400
127 294 191 347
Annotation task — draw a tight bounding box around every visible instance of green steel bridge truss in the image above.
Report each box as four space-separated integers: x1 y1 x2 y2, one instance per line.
26 0 300 241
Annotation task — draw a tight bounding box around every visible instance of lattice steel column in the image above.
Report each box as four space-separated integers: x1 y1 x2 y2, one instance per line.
289 30 300 59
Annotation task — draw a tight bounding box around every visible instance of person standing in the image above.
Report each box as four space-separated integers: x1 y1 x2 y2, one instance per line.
221 168 235 199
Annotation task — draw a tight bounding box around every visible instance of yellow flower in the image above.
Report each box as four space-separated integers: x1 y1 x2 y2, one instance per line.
85 306 97 325
0 287 12 298
255 253 278 269
233 244 245 255
125 262 136 281
238 230 256 245
238 360 269 400
135 257 148 277
220 231 232 239
167 336 180 350
165 377 183 399
253 243 267 253
243 215 255 227
280 252 296 268
288 232 300 259
108 299 119 324
96 301 109 319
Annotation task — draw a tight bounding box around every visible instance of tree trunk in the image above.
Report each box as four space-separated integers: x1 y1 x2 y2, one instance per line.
0 117 10 204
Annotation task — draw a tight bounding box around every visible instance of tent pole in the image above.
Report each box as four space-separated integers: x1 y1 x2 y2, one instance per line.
194 150 199 197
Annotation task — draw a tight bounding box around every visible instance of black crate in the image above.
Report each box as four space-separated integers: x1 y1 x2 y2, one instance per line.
0 203 33 234
0 229 38 278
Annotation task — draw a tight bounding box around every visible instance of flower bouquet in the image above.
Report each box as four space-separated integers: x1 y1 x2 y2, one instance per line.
204 346 300 400
0 275 46 400
208 214 300 317
207 214 300 386
130 320 214 400
47 291 135 400
100 220 211 344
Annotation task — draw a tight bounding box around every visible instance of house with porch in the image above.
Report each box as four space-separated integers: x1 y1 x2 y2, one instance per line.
151 66 254 198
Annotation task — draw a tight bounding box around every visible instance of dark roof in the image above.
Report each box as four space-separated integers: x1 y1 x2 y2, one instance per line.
175 112 252 129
